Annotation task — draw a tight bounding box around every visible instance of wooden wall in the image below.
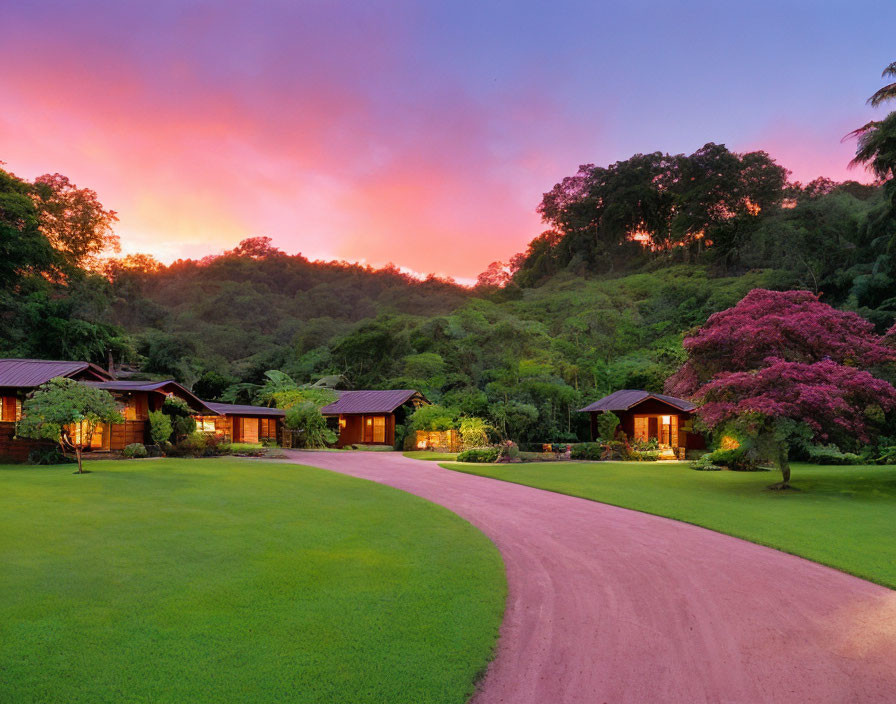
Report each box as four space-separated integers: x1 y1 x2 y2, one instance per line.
108 421 147 450
333 414 394 448
0 421 53 462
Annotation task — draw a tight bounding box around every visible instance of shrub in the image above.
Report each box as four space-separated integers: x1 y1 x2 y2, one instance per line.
28 446 75 465
457 447 500 463
496 440 520 462
161 397 196 442
219 442 266 457
805 444 863 465
122 443 148 459
691 453 722 471
167 432 207 458
172 415 197 441
875 441 896 465
691 446 764 471
393 422 410 451
148 411 173 445
703 447 757 471
596 411 620 441
633 450 661 462
145 444 163 458
571 442 603 460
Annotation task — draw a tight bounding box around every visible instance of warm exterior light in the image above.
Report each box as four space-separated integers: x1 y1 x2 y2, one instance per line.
339 417 346 428
661 415 671 425
721 435 740 450
417 440 427 449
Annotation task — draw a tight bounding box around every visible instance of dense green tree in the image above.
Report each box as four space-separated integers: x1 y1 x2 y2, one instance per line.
17 377 122 473
31 173 119 269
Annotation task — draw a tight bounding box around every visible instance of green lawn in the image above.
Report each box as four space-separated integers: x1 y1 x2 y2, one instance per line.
0 459 506 703
441 460 896 590
403 451 459 461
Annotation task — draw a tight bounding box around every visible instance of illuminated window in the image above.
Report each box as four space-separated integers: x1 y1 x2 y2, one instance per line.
1 396 21 422
196 417 217 433
633 416 648 442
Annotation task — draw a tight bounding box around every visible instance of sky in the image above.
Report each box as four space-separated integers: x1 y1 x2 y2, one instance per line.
1 1 894 282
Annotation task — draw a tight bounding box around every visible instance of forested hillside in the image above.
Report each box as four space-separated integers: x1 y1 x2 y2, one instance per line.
3 136 895 442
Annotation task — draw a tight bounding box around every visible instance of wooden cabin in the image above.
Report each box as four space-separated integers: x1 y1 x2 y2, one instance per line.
197 402 284 444
321 390 428 448
81 379 219 451
0 358 285 461
579 389 705 458
1 359 115 460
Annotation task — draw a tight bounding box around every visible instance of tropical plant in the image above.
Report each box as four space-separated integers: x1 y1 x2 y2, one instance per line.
868 61 896 108
847 61 896 215
456 447 500 463
16 377 123 474
459 416 490 449
284 402 337 448
148 410 173 446
271 387 337 410
253 370 299 406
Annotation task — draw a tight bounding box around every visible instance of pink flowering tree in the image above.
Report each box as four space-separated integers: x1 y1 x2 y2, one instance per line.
698 360 896 486
666 289 895 398
667 289 896 488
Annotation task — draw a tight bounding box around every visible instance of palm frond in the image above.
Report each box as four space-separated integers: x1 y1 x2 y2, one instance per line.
882 61 896 78
868 83 896 108
842 120 880 143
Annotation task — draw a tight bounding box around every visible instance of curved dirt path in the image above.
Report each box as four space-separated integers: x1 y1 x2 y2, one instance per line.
283 451 896 703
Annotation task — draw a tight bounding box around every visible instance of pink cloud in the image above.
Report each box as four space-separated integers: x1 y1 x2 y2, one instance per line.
0 16 583 280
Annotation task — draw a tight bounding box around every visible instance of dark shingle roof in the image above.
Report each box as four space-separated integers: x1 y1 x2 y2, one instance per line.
85 380 179 392
83 380 219 415
321 390 422 415
579 389 696 413
205 402 285 418
0 358 111 388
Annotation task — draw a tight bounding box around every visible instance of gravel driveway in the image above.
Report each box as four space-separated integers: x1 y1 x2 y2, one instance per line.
283 451 896 703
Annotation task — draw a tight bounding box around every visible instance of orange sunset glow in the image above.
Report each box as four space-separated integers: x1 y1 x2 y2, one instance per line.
0 2 883 280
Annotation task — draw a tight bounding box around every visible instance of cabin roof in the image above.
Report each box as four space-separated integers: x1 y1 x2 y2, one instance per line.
0 358 112 388
83 379 219 414
204 402 286 417
321 390 422 415
578 389 696 413
85 379 180 392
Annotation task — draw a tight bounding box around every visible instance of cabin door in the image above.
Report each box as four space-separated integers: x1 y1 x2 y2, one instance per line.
241 418 259 443
647 417 659 442
362 416 386 444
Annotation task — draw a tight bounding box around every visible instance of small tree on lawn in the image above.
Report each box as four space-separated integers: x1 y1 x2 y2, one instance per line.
17 377 123 474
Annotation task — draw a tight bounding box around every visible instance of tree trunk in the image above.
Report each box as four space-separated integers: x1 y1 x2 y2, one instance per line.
75 445 83 474
769 443 791 489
